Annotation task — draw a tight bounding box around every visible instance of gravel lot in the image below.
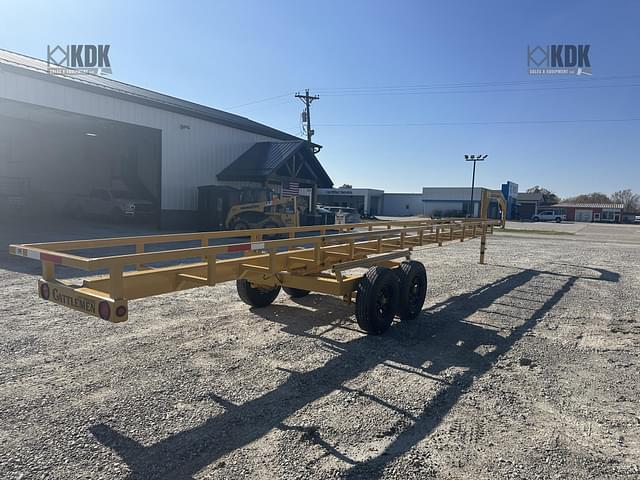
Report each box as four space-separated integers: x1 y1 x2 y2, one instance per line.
1 219 639 479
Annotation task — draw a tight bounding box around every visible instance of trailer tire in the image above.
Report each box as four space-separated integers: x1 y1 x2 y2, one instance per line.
236 280 281 307
355 266 399 335
394 261 427 320
283 286 310 298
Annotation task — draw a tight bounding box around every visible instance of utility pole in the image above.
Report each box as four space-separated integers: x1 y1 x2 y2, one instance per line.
295 89 319 144
464 154 488 217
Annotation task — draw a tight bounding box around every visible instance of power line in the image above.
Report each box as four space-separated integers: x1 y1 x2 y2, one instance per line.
312 74 640 93
224 74 640 111
315 118 640 127
227 92 294 110
231 98 297 115
226 75 640 110
316 83 640 97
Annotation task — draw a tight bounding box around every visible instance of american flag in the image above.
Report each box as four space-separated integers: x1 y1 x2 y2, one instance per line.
282 181 299 197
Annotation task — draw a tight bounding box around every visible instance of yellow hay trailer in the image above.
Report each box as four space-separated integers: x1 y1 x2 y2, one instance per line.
10 191 505 335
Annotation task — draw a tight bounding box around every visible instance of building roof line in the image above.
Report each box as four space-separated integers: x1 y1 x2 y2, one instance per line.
217 140 333 187
0 48 311 144
551 203 624 209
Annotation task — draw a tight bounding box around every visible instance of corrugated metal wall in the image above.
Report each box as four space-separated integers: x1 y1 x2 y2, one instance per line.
421 187 483 201
0 70 282 210
382 193 423 216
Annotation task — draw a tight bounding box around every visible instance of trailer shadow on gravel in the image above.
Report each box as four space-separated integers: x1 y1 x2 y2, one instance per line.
90 265 619 480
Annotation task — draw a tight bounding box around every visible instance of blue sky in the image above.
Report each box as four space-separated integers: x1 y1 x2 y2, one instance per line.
2 0 639 197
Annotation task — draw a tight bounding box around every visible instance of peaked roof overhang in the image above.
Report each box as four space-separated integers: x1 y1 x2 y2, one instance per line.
217 141 333 187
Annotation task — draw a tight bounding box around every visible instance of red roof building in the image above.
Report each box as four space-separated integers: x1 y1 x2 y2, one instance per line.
551 203 624 223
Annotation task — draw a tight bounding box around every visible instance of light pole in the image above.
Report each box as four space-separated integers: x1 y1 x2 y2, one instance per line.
464 154 488 217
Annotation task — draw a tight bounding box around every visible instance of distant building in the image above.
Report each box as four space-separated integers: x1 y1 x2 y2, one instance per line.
516 192 545 220
551 203 623 223
317 187 384 216
421 187 503 218
381 187 505 217
382 193 423 216
321 182 514 218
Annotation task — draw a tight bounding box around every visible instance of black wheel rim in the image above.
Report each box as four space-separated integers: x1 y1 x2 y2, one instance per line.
407 275 424 313
376 285 394 318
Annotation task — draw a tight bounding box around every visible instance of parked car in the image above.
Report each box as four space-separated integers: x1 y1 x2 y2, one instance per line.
635 215 640 224
320 206 361 224
316 206 332 215
532 210 566 223
314 206 335 225
80 188 155 220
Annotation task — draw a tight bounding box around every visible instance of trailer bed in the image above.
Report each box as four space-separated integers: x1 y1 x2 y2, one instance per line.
10 193 505 335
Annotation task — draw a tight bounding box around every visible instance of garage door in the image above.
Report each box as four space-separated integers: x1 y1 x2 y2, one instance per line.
575 209 593 222
0 99 161 225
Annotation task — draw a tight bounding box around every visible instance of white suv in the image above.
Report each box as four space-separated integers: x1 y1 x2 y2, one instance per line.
532 210 566 223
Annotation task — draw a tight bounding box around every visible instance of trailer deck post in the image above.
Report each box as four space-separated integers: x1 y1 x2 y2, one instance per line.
135 242 145 270
480 189 490 264
42 261 55 281
109 265 124 299
207 254 217 286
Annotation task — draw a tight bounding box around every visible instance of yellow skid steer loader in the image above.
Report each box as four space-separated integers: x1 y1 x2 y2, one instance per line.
225 196 300 230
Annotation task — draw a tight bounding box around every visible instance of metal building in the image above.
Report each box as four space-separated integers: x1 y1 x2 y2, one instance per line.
422 187 487 217
516 192 545 219
381 193 423 216
380 188 492 217
0 49 332 228
551 202 623 223
317 187 384 216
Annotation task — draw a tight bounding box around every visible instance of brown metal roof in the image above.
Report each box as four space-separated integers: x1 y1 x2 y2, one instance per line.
552 203 623 209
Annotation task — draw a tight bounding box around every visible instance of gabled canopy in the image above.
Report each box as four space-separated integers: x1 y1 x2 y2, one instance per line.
217 141 333 187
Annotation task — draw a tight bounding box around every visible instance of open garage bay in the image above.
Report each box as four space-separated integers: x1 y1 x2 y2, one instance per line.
0 98 161 225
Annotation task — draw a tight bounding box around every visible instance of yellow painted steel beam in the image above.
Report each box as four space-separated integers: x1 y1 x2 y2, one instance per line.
10 218 501 321
11 217 497 254
78 223 492 300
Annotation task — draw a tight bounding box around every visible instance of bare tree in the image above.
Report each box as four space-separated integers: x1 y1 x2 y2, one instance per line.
611 189 640 212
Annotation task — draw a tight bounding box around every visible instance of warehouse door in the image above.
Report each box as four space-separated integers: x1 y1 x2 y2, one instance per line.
575 209 593 222
0 98 162 226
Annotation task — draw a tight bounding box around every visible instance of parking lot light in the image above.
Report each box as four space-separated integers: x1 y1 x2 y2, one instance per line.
465 154 488 216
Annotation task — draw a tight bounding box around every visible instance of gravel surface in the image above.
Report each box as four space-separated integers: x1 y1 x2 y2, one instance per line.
1 223 639 479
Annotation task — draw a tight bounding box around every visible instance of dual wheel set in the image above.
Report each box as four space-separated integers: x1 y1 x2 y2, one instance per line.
236 260 428 335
